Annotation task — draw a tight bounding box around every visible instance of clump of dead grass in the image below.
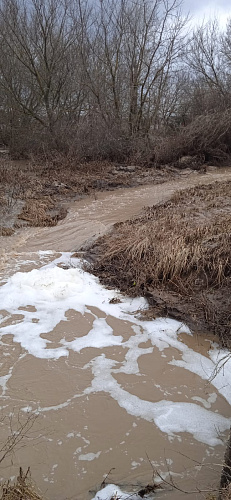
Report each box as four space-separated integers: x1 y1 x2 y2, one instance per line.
1 468 42 500
91 181 231 291
0 227 15 236
18 199 67 227
98 217 230 290
89 180 231 345
218 483 231 500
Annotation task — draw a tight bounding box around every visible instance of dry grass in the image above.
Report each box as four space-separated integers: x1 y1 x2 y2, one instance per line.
18 198 67 227
0 227 15 236
1 468 42 500
91 181 231 290
88 180 231 346
98 217 230 290
221 485 231 499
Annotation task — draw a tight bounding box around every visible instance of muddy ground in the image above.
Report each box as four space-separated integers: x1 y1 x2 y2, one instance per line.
84 180 231 348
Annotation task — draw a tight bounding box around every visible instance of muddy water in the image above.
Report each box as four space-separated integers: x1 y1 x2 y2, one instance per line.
0 168 231 499
1 167 230 256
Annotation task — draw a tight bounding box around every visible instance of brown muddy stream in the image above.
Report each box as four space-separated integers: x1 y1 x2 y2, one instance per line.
0 168 231 500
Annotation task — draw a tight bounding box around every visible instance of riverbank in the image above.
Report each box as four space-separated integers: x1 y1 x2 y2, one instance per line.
85 180 231 349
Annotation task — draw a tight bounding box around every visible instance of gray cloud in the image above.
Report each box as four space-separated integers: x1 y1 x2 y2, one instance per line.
183 0 231 13
181 0 231 26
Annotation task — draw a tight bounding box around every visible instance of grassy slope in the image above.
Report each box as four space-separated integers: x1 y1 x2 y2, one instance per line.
87 181 231 347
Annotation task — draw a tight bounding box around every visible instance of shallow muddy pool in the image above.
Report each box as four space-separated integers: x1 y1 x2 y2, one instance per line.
0 170 231 499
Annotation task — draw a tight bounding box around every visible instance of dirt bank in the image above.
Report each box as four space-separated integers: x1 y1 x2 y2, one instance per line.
85 180 231 347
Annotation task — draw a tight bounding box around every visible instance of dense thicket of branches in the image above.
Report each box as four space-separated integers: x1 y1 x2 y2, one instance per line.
0 0 231 162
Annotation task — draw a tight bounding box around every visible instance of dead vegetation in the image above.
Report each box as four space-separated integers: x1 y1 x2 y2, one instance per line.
219 431 231 500
155 112 231 166
0 414 43 500
220 485 231 500
87 180 231 347
1 468 42 500
18 198 67 227
0 227 15 236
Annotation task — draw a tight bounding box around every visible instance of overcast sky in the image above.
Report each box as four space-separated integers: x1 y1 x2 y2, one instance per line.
182 0 231 28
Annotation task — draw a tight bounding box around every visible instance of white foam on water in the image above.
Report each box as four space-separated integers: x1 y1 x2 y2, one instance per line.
91 470 178 498
0 353 27 396
92 484 140 500
114 325 153 375
0 371 12 395
36 400 73 412
79 452 101 461
84 354 230 446
191 393 217 409
61 317 123 352
169 347 231 405
0 252 231 446
0 254 146 358
21 406 33 413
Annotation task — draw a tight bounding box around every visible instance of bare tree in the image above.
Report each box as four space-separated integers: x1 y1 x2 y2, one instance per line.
75 0 187 135
0 0 80 148
186 19 227 106
4 0 228 161
122 0 187 135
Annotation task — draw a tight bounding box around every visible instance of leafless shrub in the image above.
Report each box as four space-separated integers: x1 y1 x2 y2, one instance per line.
0 414 38 467
155 111 231 166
